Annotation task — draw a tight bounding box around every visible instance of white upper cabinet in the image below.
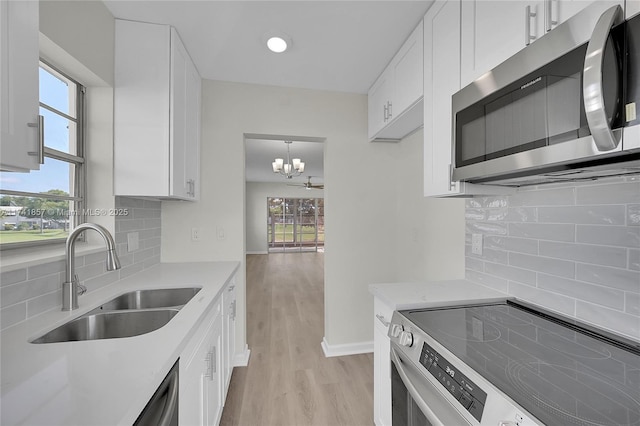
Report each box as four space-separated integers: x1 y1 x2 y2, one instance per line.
368 20 424 142
461 1 624 87
423 1 510 197
461 1 538 87
114 19 201 200
0 0 42 172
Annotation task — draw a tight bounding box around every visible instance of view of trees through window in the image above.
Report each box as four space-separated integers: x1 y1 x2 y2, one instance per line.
0 63 84 247
268 197 324 252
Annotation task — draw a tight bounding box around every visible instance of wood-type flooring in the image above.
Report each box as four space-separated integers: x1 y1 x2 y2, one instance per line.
220 253 374 426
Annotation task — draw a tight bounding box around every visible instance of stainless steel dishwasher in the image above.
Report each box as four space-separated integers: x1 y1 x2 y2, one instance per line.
134 359 179 426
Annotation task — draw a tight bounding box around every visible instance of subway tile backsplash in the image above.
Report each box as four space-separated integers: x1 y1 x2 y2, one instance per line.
466 176 640 341
0 197 161 330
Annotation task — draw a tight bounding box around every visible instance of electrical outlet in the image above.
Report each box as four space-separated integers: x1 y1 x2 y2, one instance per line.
472 233 483 255
191 228 201 241
127 232 139 252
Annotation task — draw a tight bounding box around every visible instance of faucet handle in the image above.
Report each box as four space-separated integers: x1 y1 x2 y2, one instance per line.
74 274 87 295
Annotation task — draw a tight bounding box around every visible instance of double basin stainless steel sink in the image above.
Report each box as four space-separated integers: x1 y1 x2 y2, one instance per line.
31 287 201 344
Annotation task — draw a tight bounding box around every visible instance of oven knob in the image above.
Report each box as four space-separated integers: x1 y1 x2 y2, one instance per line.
399 331 414 347
390 323 403 338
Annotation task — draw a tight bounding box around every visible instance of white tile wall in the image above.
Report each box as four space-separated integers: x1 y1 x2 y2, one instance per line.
465 176 640 341
0 197 161 330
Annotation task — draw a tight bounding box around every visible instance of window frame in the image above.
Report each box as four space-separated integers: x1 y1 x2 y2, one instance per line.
0 60 86 250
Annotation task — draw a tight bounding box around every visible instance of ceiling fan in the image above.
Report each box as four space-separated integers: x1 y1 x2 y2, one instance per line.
288 176 324 190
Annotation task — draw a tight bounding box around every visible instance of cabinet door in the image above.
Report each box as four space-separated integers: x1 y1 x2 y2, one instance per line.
114 20 171 197
373 298 393 426
391 20 423 118
367 70 393 138
170 29 191 200
203 314 223 426
185 54 201 200
223 283 236 392
0 0 41 172
424 0 461 197
170 28 200 200
461 1 540 87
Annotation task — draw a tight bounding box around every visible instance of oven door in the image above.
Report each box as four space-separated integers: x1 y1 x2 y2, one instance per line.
390 345 471 426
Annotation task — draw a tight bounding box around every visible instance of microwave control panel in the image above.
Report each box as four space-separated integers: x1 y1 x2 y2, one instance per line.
419 342 487 422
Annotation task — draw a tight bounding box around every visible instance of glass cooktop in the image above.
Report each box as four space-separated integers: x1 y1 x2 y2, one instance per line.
403 301 640 426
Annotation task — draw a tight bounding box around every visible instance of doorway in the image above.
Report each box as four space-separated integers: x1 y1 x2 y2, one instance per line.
267 197 324 253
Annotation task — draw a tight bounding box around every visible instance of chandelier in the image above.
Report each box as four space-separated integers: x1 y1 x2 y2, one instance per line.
272 140 305 179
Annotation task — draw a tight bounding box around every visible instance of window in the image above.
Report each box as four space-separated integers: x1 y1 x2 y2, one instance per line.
268 197 324 253
0 61 85 247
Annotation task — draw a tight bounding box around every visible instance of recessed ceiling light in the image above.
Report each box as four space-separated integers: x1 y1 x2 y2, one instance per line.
266 35 290 53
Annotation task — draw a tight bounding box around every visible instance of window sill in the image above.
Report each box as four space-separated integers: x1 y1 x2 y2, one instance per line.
0 243 105 272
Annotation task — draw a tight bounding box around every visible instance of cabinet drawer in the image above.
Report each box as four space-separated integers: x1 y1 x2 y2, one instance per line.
181 297 222 364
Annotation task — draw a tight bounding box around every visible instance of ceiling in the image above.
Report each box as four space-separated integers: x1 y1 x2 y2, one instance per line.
103 1 433 184
103 1 432 94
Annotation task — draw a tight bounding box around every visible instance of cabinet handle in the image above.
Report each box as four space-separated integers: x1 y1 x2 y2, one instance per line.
383 104 388 122
376 314 390 327
186 179 195 197
205 351 214 380
228 285 235 292
525 5 537 46
545 0 557 32
449 164 456 191
387 101 393 119
27 115 44 164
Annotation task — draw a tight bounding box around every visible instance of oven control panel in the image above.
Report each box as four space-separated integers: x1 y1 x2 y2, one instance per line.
419 342 487 422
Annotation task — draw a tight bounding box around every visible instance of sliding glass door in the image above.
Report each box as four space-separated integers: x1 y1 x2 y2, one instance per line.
268 197 324 252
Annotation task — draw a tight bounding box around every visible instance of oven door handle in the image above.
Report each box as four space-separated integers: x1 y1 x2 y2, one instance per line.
391 346 470 426
583 4 623 152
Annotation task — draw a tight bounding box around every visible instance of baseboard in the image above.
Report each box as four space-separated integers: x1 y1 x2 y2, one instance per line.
321 337 374 357
246 251 268 255
233 345 251 366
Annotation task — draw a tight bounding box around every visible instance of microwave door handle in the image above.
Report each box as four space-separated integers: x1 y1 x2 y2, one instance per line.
583 4 623 152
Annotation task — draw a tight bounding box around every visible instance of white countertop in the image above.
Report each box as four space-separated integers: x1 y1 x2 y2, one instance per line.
369 279 509 310
0 261 239 426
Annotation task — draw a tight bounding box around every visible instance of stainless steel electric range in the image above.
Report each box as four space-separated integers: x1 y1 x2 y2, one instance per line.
389 299 640 426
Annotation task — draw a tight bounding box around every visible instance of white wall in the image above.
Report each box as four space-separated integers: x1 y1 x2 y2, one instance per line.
245 181 324 254
162 80 400 349
393 130 466 282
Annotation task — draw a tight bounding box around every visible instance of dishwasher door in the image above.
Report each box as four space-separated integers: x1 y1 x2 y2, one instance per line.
134 359 179 426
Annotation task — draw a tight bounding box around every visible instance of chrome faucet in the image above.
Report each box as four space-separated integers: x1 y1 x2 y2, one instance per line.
62 223 121 311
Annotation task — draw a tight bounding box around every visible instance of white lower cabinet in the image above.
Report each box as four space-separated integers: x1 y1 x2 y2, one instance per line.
180 286 230 426
373 297 393 426
223 280 236 392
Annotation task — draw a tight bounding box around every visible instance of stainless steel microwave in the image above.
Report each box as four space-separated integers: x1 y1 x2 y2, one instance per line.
452 2 640 186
